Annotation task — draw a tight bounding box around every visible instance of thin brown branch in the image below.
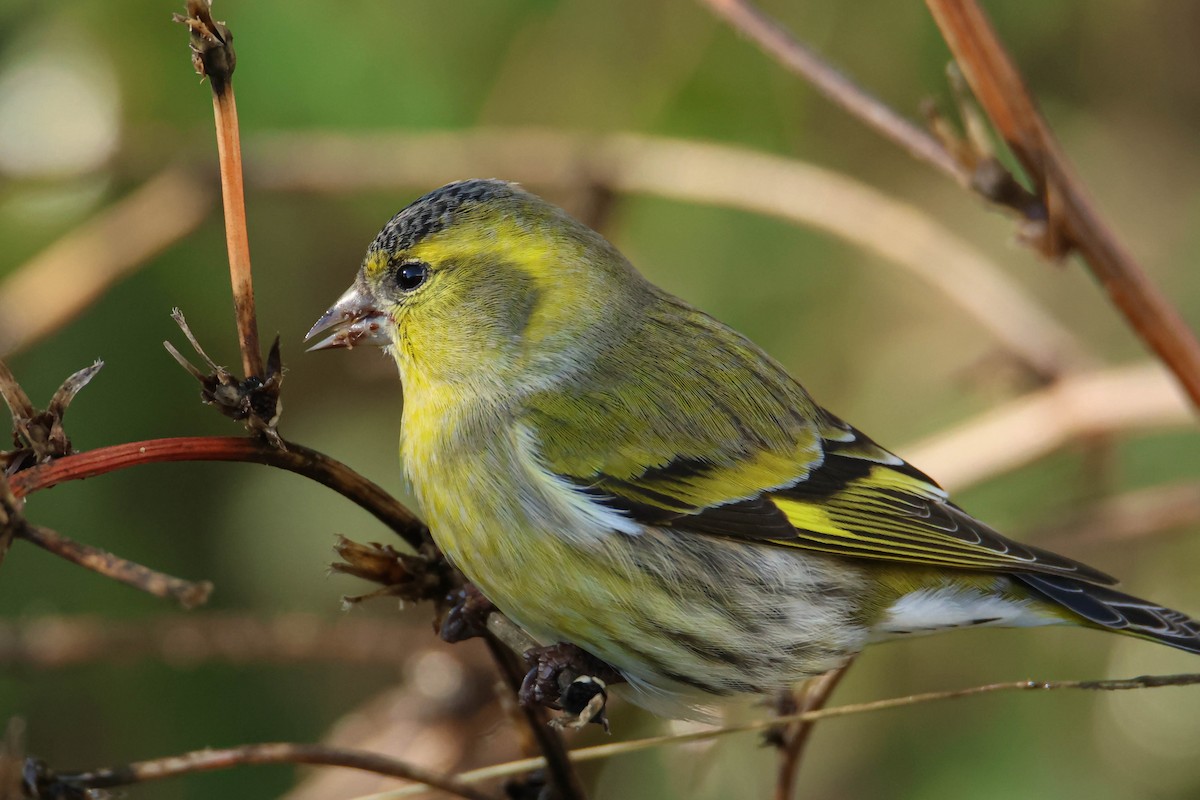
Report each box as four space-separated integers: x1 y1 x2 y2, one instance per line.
0 167 211 358
0 613 420 669
211 85 261 378
693 0 1200 403
176 0 262 379
374 672 1200 798
249 129 1091 379
771 660 853 800
903 362 1191 493
6 436 427 550
9 434 587 792
696 0 968 183
0 363 212 605
28 742 495 800
17 523 212 609
924 0 1200 409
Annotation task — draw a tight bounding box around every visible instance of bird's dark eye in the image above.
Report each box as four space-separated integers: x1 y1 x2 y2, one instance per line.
394 261 429 292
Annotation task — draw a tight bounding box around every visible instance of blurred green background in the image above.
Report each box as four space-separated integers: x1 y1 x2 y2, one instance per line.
2 1 1200 798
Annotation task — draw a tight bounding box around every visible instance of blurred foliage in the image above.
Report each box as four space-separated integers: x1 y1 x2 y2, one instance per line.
2 1 1200 798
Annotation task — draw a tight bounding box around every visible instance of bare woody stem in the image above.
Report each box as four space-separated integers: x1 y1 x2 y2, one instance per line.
211 85 262 378
924 0 1200 410
700 0 1200 410
773 661 854 800
177 0 262 378
18 524 212 609
7 436 427 550
37 742 495 800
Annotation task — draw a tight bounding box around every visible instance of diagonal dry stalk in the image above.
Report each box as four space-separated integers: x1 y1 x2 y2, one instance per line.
699 0 1200 411
924 0 1200 409
18 523 212 608
0 361 214 602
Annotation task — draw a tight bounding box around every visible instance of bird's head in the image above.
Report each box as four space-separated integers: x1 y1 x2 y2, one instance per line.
307 179 648 395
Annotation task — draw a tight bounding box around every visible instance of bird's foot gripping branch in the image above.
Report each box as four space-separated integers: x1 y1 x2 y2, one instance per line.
334 535 621 731
520 643 621 732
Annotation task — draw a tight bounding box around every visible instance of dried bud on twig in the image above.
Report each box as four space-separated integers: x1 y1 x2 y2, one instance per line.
331 535 457 607
173 0 236 93
165 309 284 448
0 359 103 475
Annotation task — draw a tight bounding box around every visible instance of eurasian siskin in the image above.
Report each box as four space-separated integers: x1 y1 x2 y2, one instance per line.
308 179 1199 718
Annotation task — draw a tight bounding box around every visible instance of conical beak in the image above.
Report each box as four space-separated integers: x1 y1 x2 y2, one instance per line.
305 283 391 351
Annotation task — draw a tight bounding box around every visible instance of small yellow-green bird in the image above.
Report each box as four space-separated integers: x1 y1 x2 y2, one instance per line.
309 179 1200 718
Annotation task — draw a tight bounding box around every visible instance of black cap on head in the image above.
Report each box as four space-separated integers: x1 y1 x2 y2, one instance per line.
370 179 518 254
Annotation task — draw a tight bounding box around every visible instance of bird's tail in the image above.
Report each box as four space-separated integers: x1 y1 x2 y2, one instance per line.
1019 573 1200 655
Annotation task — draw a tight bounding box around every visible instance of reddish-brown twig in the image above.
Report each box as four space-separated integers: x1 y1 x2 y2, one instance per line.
26 741 495 800
696 0 1200 407
7 436 427 550
924 0 1200 411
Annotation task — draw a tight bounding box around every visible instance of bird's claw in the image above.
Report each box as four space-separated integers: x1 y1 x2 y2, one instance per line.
519 642 619 731
438 583 495 643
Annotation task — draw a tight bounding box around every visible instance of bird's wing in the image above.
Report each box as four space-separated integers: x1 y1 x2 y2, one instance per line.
763 417 1116 584
525 389 1115 586
523 299 1113 586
